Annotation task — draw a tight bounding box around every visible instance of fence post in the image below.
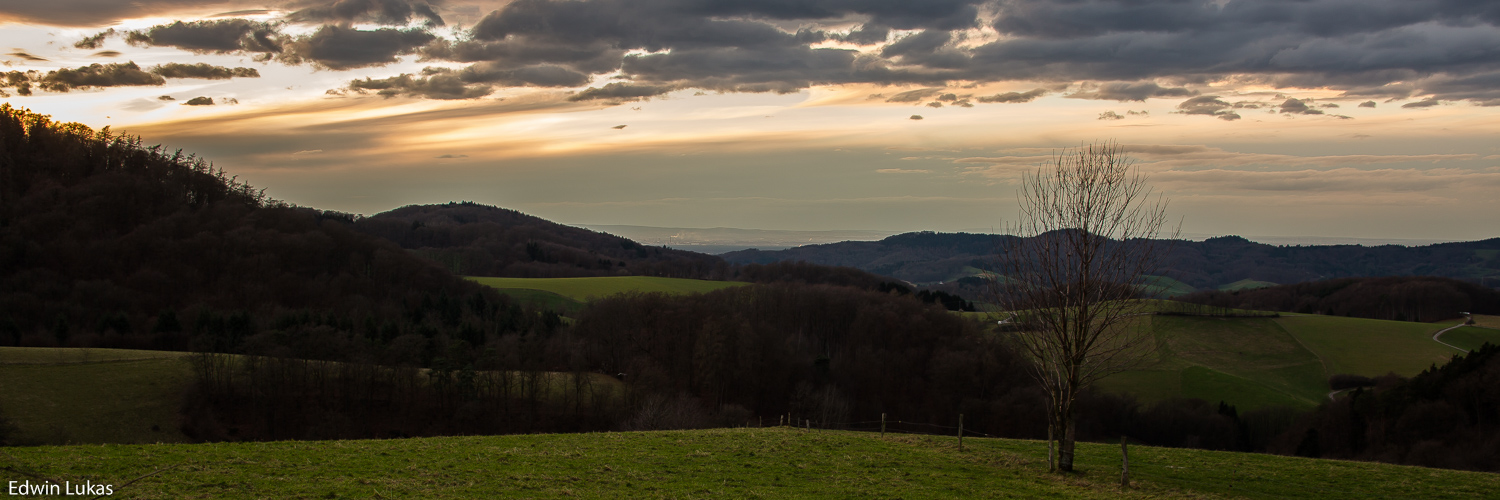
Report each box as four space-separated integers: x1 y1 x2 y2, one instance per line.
805 419 809 430
1047 424 1055 473
1120 436 1129 488
958 414 964 451
880 413 886 438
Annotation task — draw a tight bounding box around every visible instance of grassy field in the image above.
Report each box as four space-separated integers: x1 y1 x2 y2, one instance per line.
1437 326 1500 352
467 276 748 303
1275 315 1462 375
1099 313 1466 410
4 427 1497 499
1141 275 1198 297
0 347 193 445
488 287 586 314
1099 316 1328 410
1471 314 1500 328
1217 279 1278 291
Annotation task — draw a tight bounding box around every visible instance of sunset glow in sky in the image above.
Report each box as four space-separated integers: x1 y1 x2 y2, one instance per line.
4 0 1499 240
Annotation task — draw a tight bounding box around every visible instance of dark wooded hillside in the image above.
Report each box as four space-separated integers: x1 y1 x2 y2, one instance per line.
723 232 1500 290
356 203 731 279
1179 276 1500 322
0 104 551 356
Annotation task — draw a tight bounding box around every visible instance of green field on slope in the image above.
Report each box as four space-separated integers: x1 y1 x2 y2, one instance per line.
1217 279 1278 291
467 276 748 303
1438 326 1500 352
6 427 1497 499
0 347 193 445
1100 314 1463 410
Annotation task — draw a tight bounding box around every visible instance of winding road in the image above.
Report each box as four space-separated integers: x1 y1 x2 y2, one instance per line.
1431 322 1471 352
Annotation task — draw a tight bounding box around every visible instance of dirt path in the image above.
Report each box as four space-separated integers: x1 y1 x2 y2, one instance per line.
1431 323 1470 352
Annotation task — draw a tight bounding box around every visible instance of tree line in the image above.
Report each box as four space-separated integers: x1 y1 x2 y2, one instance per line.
1178 276 1500 322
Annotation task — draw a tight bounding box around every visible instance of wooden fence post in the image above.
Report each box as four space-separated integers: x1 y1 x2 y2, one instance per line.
1120 436 1129 488
881 413 886 438
958 414 964 451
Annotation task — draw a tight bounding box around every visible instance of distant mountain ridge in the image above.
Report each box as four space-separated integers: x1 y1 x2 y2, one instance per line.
723 232 1500 290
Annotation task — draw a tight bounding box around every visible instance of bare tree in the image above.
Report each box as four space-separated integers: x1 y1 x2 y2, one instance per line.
993 141 1175 472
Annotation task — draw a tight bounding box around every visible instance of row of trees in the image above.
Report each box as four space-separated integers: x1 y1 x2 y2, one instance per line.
1179 276 1500 321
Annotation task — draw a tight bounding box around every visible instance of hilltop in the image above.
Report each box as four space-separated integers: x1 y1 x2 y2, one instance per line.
723 231 1500 291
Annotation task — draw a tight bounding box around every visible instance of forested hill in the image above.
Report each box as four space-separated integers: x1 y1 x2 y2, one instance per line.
355 203 729 279
0 105 549 358
723 232 1500 289
1179 276 1500 321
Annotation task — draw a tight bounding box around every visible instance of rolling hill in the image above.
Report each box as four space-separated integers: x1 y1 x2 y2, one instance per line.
722 231 1500 291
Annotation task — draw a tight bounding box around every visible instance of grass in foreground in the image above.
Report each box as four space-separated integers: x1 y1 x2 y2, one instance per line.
0 347 192 445
467 276 747 302
5 428 1498 499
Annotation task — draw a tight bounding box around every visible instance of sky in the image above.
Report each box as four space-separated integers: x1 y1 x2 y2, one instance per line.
3 0 1499 241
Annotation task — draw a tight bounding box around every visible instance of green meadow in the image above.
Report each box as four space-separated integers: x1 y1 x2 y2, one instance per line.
1217 279 1278 291
466 276 748 304
1099 314 1464 410
5 427 1497 499
0 347 193 445
1437 326 1500 352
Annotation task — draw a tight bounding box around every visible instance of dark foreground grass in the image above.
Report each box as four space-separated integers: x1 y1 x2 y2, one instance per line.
5 428 1497 499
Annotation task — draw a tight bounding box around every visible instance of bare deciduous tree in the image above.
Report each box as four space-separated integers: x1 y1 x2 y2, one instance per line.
993 141 1176 472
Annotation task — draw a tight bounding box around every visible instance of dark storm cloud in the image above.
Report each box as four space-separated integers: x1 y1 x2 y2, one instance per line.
842 24 890 45
282 25 435 69
1066 82 1195 102
150 62 260 79
286 0 444 26
126 19 282 53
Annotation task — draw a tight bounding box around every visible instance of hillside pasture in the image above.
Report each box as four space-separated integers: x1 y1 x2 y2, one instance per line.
467 276 747 302
1100 316 1327 410
0 347 193 445
1217 279 1278 291
1437 326 1500 352
1273 316 1462 376
5 428 1498 499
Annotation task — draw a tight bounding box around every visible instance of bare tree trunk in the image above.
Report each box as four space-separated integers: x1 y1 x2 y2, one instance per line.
1059 413 1076 472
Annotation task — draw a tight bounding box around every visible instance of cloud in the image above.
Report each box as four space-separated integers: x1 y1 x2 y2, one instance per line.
885 87 944 103
876 168 930 174
1402 97 1442 108
1359 100 1377 108
1067 81 1196 101
909 114 923 120
183 96 216 105
92 51 122 57
281 25 435 70
435 153 467 158
1152 167 1500 193
127 19 282 53
347 71 493 100
6 51 47 62
975 88 1046 103
23 62 165 92
0 0 250 26
150 62 260 79
286 0 444 26
960 145 1487 184
74 29 115 49
1278 98 1325 115
293 149 323 155
1175 95 1241 121
1098 111 1124 120
568 83 676 102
